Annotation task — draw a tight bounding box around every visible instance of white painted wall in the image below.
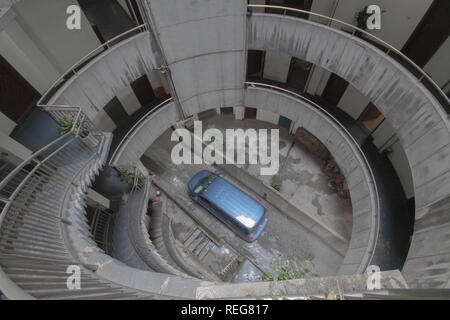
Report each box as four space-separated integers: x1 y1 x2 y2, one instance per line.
13 0 100 73
331 0 433 50
0 19 60 93
147 70 171 94
263 50 291 83
424 37 450 88
0 0 101 94
324 0 434 129
146 70 162 89
0 112 16 135
116 85 141 116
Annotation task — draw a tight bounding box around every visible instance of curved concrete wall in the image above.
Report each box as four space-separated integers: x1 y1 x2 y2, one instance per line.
114 101 181 166
47 32 160 131
247 14 450 288
112 86 379 275
40 6 449 287
62 146 209 298
141 0 247 117
245 87 378 275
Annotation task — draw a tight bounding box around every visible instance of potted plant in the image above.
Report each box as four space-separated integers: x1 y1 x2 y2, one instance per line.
119 165 144 188
56 115 98 148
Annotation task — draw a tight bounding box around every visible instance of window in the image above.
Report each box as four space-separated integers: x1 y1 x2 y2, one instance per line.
193 174 218 194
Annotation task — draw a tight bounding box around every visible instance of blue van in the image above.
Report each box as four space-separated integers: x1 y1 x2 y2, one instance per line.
187 170 268 242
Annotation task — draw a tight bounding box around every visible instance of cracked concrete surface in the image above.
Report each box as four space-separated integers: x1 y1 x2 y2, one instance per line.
201 114 353 241
141 116 352 279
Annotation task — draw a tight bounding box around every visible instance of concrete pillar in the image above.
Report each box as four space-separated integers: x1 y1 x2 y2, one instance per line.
146 70 162 89
147 69 170 97
305 65 331 96
234 107 244 120
337 85 370 120
289 120 297 135
263 50 291 83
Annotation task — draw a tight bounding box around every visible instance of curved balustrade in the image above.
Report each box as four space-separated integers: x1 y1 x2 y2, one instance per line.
246 9 450 287
244 82 380 274
125 169 190 276
36 25 160 131
109 98 174 166
1 2 448 298
247 4 449 113
107 79 380 274
36 25 148 107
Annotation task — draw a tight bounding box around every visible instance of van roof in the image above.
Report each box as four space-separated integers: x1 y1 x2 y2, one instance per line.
202 176 265 229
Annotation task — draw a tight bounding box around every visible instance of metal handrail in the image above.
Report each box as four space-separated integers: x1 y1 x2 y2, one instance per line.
245 81 380 271
109 97 174 166
124 169 189 277
248 4 450 113
0 104 106 222
36 24 148 107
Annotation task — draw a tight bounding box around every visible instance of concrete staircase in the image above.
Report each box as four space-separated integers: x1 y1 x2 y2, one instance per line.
181 227 216 263
148 199 189 272
0 134 168 299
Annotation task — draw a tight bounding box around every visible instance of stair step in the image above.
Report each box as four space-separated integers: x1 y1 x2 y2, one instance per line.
193 237 209 256
187 233 205 253
198 242 214 261
183 228 201 248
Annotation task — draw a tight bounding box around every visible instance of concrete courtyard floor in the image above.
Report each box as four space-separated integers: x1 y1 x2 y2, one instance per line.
200 114 353 241
141 115 353 281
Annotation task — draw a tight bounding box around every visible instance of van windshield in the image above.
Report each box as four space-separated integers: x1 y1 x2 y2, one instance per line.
193 174 218 194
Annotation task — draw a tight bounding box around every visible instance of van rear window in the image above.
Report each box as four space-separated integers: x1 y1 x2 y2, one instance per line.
193 174 217 194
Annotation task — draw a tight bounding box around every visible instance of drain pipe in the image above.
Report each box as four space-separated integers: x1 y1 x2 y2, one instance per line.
136 0 187 119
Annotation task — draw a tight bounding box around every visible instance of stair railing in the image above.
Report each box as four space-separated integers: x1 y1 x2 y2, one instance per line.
0 107 106 298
